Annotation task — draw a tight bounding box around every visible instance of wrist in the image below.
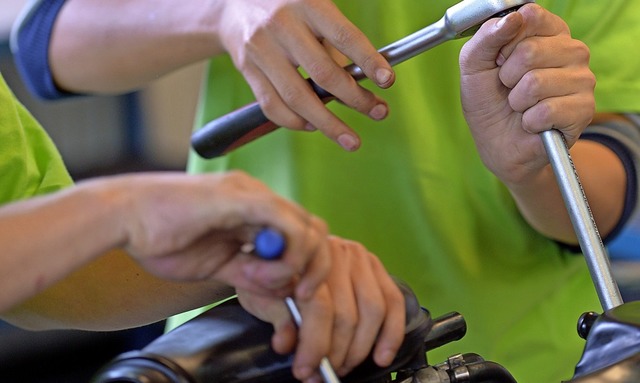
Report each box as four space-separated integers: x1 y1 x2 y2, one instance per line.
78 176 132 250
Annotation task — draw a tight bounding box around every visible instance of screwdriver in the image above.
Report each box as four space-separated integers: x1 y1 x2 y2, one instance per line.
253 228 342 383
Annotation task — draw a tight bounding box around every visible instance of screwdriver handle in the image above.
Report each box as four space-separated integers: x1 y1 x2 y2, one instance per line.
254 228 287 260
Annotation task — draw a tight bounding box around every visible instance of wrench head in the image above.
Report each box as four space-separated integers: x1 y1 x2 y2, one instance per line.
446 0 535 38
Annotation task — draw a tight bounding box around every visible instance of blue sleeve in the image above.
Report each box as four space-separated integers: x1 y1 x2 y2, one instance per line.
582 116 640 259
10 0 76 100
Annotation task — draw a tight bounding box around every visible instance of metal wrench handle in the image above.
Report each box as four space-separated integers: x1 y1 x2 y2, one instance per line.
191 0 533 158
541 130 624 311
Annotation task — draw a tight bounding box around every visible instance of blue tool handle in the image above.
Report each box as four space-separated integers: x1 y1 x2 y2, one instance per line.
254 228 286 260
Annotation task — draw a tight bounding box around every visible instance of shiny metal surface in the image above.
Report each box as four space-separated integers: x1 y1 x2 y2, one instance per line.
346 0 534 80
541 130 624 311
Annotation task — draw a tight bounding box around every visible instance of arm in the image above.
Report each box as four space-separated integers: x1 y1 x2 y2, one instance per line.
48 0 226 94
0 171 405 381
21 0 393 151
508 124 627 245
0 171 331 328
457 4 625 245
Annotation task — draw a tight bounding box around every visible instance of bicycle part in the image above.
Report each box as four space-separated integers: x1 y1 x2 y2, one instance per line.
89 279 433 383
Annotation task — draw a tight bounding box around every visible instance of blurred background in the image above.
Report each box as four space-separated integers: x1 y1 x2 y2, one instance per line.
1 1 205 381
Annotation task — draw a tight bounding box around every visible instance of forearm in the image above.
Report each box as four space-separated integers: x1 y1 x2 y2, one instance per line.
0 180 127 313
508 139 626 245
3 248 233 331
0 177 232 329
50 0 225 93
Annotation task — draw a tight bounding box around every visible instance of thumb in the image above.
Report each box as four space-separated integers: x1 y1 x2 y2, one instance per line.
460 12 523 74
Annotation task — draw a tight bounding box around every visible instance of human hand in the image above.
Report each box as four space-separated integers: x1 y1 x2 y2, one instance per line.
459 4 595 186
119 171 330 300
216 0 395 151
237 236 405 382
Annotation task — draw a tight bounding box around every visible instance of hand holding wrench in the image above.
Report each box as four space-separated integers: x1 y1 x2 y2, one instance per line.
191 0 534 158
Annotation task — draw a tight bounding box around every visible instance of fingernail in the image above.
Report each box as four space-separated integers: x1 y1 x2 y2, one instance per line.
376 68 393 86
368 104 388 120
337 134 359 151
496 13 511 29
295 366 313 380
304 123 317 131
377 349 395 367
305 374 323 383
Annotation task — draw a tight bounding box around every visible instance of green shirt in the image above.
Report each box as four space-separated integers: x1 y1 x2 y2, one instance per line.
179 2 640 381
0 73 72 205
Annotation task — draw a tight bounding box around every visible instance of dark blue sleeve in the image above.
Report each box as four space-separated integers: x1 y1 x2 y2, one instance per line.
581 117 640 259
10 0 76 100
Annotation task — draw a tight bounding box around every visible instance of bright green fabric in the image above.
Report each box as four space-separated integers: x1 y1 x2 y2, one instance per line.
175 2 640 381
0 73 72 205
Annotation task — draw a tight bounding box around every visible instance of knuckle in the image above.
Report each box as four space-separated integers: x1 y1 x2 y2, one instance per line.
345 91 377 113
331 24 358 51
308 60 342 89
362 294 386 319
520 70 544 99
310 216 329 237
279 84 307 108
260 96 307 130
334 308 358 334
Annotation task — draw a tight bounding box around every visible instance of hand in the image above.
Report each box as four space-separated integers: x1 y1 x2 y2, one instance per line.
459 4 595 186
238 236 406 382
216 0 395 151
120 171 330 299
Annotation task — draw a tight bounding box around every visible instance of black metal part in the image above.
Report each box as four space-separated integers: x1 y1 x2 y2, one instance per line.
576 311 599 340
423 311 467 353
570 301 640 380
91 279 435 383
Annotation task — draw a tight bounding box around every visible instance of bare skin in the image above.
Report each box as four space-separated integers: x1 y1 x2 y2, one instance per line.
0 171 405 382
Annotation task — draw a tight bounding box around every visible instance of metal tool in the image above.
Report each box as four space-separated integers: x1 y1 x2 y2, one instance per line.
541 130 624 311
191 0 534 158
253 229 342 383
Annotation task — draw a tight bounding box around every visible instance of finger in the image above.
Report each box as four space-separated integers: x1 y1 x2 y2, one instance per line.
499 34 591 89
306 1 394 88
237 292 297 354
271 212 330 299
497 4 570 64
508 66 595 116
246 22 365 150
271 317 299 355
322 240 358 371
339 245 386 373
459 11 523 74
294 239 331 301
242 46 311 130
370 259 405 368
292 288 334 382
282 25 389 120
262 62 365 151
522 92 595 146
